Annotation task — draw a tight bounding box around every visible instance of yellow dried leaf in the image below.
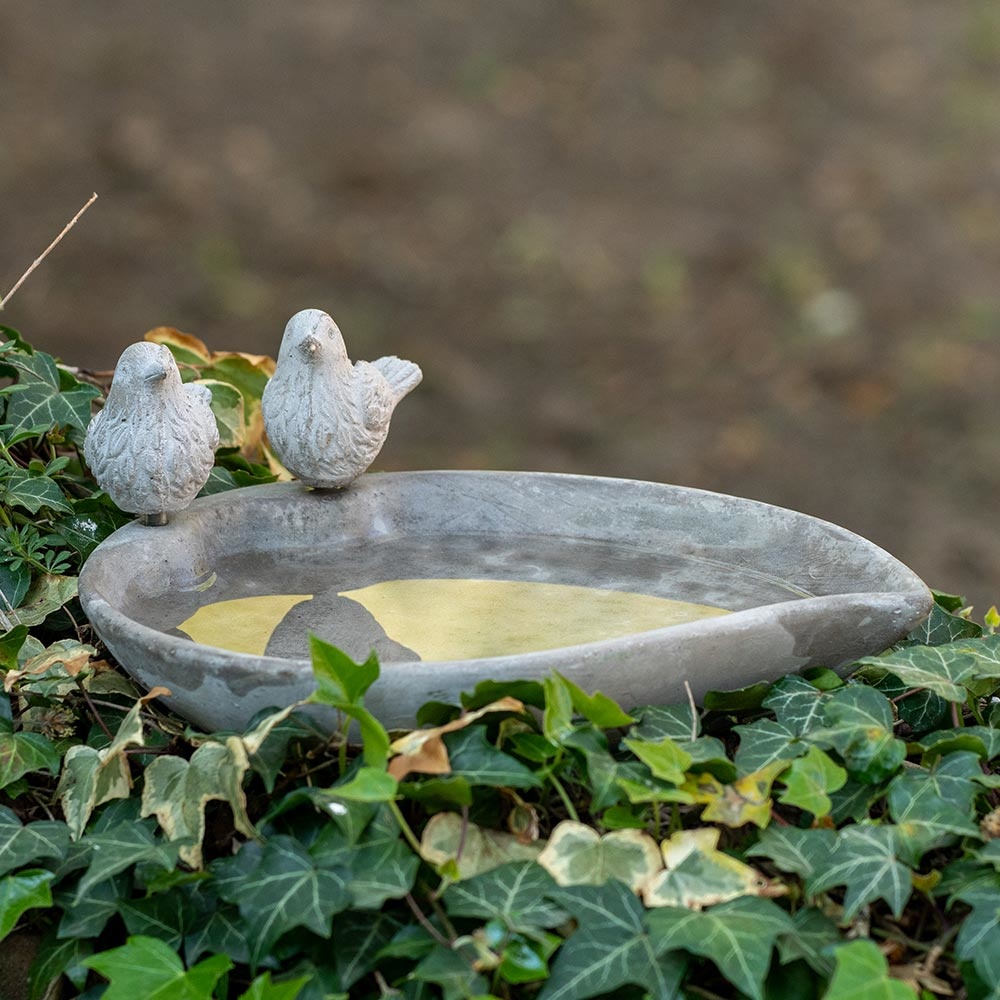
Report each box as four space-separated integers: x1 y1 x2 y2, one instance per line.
682 761 787 829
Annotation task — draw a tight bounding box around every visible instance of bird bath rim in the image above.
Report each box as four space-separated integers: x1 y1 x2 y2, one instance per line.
78 470 934 731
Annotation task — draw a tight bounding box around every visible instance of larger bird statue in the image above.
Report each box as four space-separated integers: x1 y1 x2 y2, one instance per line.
262 308 422 489
84 342 219 525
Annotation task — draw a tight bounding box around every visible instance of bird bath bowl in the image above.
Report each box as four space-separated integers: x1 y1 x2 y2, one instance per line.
78 471 933 732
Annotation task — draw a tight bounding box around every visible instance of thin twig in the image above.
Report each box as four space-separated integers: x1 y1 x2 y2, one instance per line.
684 679 698 741
404 891 453 949
1 192 98 309
74 676 115 742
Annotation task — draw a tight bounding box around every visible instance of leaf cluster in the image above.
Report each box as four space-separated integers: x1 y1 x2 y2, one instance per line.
4 328 1000 998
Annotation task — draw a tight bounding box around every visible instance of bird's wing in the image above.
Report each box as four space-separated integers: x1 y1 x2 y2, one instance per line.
356 361 395 432
184 382 221 451
372 355 422 403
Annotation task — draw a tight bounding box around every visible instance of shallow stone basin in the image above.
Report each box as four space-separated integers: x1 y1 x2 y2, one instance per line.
78 471 933 731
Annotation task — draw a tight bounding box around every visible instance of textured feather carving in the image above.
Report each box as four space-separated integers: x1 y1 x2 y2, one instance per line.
84 342 220 519
262 309 422 489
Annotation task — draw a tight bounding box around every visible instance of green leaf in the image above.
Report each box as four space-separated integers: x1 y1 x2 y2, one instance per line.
806 685 906 784
921 725 1000 761
0 562 30 611
0 729 61 791
908 604 981 645
1 468 72 514
0 869 54 941
807 825 912 920
410 943 489 1000
887 751 982 863
854 644 979 701
183 904 250 966
762 675 828 736
308 806 418 909
212 836 351 967
461 678 546 710
746 825 833 881
823 939 915 1000
74 822 178 902
308 637 379 704
955 882 1000 974
553 671 634 728
646 897 793 1000
322 766 398 803
624 736 692 785
0 807 69 876
333 912 404 990
703 680 771 712
4 381 99 437
540 880 687 1000
56 872 131 938
119 890 195 951
444 861 566 930
630 703 700 742
733 719 806 774
197 378 246 449
0 574 77 633
775 906 840 976
28 932 93 1000
238 972 312 1000
84 935 232 1000
543 673 576 744
444 727 542 788
777 745 847 819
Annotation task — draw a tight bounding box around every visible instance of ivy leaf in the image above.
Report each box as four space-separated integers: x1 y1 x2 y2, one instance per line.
0 727 61 792
624 736 692 785
746 825 833 881
443 726 542 788
74 822 178 902
775 906 841 976
807 685 906 784
197 378 245 449
854 645 979 702
84 935 231 1000
0 869 54 941
4 381 99 437
682 761 788 828
444 861 567 930
0 562 30 611
551 671 634 728
921 726 1000 762
955 882 1000 977
777 745 847 819
212 836 351 967
57 690 163 838
140 738 256 868
238 972 313 1000
119 890 195 951
410 943 489 1000
642 828 783 909
330 912 404 991
28 933 93 1000
0 807 69 876
630 703 699 742
907 604 981 646
733 719 806 774
308 806 418 909
0 574 77 633
823 939 915 1000
645 896 793 1000
419 813 542 879
887 751 982 864
540 880 687 1000
0 468 72 514
308 637 379 705
184 904 250 967
762 675 828 736
56 872 131 939
807 825 912 920
536 821 662 891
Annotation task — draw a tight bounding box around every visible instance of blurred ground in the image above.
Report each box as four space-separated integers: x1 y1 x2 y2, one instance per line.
3 1 1000 611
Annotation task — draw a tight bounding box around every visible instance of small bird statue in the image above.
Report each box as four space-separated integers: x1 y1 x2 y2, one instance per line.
84 342 219 525
262 309 422 489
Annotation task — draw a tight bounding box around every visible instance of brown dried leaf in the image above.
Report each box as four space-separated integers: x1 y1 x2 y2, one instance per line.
144 326 212 365
388 696 526 780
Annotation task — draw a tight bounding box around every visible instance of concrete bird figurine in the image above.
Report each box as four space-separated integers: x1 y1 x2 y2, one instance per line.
84 342 219 525
262 308 422 488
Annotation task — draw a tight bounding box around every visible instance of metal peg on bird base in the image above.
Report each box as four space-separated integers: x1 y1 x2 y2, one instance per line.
262 309 422 489
84 342 220 526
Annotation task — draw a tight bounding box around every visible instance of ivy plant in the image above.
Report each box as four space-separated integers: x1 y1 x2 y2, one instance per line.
2 328 1000 998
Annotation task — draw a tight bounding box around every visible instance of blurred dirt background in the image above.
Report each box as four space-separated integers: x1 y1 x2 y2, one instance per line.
3 1 1000 611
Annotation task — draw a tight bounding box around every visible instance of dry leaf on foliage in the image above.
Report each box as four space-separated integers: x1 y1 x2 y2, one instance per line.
388 696 526 780
3 642 96 691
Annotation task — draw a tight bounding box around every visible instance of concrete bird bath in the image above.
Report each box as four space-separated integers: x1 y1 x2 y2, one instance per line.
79 470 933 732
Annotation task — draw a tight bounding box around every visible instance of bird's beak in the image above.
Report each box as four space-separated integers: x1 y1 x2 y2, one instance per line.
298 334 321 360
143 363 168 384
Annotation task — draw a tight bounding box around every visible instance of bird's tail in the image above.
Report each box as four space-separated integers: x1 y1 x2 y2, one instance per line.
373 355 422 402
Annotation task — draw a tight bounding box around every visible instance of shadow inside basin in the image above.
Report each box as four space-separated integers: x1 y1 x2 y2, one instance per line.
130 533 813 663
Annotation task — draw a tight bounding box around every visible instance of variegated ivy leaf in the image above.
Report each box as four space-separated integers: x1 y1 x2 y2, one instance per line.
420 812 542 880
854 644 979 702
537 821 662 892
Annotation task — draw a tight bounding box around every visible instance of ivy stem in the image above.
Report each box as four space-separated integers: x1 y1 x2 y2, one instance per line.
388 799 423 857
547 770 580 823
75 676 114 742
404 891 453 948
